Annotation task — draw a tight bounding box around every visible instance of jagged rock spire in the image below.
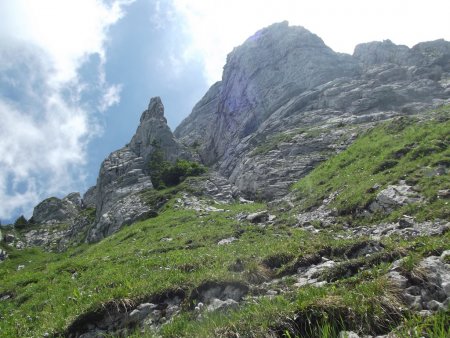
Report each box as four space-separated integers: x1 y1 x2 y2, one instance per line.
141 96 166 122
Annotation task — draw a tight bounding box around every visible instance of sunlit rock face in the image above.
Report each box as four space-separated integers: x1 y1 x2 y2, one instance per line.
199 22 359 165
176 22 450 199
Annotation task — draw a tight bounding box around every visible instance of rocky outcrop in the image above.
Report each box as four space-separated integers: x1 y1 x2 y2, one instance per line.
368 181 423 213
389 250 450 313
129 97 189 163
86 97 191 242
176 22 450 199
31 192 82 224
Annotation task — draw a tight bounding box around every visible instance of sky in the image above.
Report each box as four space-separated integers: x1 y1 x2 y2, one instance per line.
0 0 449 223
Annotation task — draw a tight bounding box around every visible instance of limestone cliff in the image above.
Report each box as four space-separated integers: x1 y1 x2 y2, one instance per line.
86 97 191 242
175 22 450 199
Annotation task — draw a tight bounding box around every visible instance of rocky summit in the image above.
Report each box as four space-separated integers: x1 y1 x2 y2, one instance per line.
1 22 449 338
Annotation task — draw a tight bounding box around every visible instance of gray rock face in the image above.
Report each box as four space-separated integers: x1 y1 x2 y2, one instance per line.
369 181 423 213
174 82 222 147
175 22 450 199
82 186 97 209
31 193 82 224
388 251 450 312
197 21 359 165
86 97 190 242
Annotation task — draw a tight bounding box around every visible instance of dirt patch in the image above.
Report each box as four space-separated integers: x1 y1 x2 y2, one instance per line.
262 253 295 269
321 250 404 282
65 288 185 338
271 300 402 338
277 253 322 277
188 281 249 309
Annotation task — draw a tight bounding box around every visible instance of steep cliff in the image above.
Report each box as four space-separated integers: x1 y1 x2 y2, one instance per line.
175 22 450 199
86 97 191 242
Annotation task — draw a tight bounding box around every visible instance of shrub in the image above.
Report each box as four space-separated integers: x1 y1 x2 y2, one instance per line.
148 142 206 189
14 215 28 229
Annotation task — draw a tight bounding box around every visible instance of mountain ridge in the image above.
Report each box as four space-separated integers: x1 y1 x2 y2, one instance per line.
8 21 450 243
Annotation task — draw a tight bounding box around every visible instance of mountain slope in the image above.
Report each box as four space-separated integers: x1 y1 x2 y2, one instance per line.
1 107 449 337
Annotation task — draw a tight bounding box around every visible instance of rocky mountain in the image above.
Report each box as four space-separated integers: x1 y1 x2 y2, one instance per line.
1 22 449 337
6 21 450 246
176 21 450 199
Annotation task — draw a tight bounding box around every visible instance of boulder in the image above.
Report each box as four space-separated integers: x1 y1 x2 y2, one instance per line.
0 249 7 262
3 234 15 243
247 210 269 223
369 182 423 213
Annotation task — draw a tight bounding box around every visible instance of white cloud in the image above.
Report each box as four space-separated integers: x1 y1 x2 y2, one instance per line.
170 0 450 84
0 0 133 220
99 83 123 112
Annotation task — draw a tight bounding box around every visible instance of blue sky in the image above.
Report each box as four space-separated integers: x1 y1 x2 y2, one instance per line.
1 0 449 223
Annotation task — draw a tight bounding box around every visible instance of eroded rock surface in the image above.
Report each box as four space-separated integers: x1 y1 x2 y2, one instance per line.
389 250 450 313
175 22 450 199
31 193 82 225
86 97 191 242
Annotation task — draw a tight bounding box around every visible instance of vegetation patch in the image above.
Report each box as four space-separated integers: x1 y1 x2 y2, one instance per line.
291 105 450 222
148 141 206 189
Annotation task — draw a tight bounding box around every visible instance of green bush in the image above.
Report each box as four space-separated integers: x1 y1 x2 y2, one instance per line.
14 215 28 229
160 160 206 187
148 142 206 189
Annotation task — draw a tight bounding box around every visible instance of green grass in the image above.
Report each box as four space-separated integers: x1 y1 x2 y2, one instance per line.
291 105 450 223
0 200 312 336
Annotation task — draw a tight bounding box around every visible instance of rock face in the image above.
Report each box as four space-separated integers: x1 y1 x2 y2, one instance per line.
86 97 191 242
175 22 450 199
389 250 450 313
31 193 82 224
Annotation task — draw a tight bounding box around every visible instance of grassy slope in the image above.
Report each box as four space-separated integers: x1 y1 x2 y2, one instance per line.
0 107 449 337
292 106 450 223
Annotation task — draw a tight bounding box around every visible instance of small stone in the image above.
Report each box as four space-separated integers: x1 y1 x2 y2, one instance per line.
398 216 414 229
137 303 157 312
128 309 143 322
339 331 360 338
427 300 444 311
17 265 25 271
246 211 269 223
266 290 278 296
4 234 16 243
206 298 239 312
440 250 450 262
387 271 408 288
418 310 433 317
217 237 237 245
437 189 450 198
0 294 11 301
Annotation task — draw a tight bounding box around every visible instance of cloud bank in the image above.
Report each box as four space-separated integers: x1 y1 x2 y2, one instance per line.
0 0 133 221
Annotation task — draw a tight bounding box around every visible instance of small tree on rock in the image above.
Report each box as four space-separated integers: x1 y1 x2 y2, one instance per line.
14 215 28 229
